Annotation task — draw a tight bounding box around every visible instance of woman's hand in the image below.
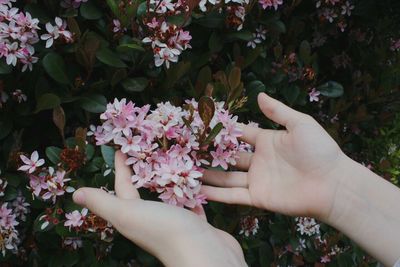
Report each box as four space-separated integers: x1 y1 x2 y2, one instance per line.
202 93 400 266
201 92 346 220
73 151 247 267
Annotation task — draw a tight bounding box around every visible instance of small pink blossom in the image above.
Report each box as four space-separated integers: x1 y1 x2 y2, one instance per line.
64 208 88 230
308 88 321 102
258 0 283 10
18 151 45 173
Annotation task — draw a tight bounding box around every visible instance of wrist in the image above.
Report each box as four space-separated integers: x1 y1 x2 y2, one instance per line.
159 230 247 267
308 152 356 223
321 156 400 266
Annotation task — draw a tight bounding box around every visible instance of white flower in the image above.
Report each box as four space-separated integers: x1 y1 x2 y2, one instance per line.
154 47 180 68
295 217 320 236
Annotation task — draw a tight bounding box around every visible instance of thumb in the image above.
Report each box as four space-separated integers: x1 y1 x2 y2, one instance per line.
73 187 121 225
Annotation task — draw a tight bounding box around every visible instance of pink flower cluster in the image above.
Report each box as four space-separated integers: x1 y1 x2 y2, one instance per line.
0 175 28 257
18 151 75 203
0 1 73 71
142 2 192 69
0 202 19 256
93 98 243 208
316 0 354 32
0 0 40 71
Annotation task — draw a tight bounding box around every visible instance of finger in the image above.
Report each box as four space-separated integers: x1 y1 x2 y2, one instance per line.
191 205 207 221
115 151 140 199
238 123 263 146
201 186 252 206
258 92 306 130
73 187 121 224
202 169 248 188
234 152 253 171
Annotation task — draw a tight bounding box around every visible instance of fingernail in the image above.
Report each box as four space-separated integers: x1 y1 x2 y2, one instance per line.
73 189 85 205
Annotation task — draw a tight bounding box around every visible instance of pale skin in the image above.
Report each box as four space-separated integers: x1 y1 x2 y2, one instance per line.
73 93 400 267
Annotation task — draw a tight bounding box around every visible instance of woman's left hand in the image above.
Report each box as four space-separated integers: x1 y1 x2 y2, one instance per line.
73 151 247 267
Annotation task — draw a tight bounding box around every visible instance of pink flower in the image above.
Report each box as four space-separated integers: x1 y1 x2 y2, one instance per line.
28 173 48 196
0 203 18 228
112 19 126 33
154 47 180 68
146 17 159 29
40 17 72 48
258 0 283 10
115 132 142 153
210 147 231 170
64 208 88 230
308 88 321 102
321 255 331 263
18 151 45 173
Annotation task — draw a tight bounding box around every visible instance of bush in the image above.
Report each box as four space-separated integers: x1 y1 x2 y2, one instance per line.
0 0 399 266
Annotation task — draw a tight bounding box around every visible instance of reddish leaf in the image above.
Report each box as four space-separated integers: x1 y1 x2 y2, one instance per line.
198 96 215 127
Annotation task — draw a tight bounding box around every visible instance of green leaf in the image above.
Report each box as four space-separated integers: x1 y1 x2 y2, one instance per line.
0 117 12 140
121 77 148 92
78 94 107 113
226 31 253 41
101 145 115 168
299 40 311 65
35 93 61 113
3 173 23 187
80 1 103 20
209 31 223 53
317 81 344 98
269 20 286 34
46 146 62 165
96 48 127 68
106 0 119 17
243 46 262 69
136 2 147 17
198 96 215 127
281 85 300 105
4 187 17 201
86 144 95 161
204 122 223 145
117 43 145 52
166 14 185 26
164 61 191 89
247 80 266 93
0 59 12 74
195 11 224 28
42 53 70 84
111 69 127 86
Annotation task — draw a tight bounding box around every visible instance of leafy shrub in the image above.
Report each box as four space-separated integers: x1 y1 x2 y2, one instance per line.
0 0 399 266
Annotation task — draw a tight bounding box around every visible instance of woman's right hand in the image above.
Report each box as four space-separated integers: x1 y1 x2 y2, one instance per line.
201 92 346 221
